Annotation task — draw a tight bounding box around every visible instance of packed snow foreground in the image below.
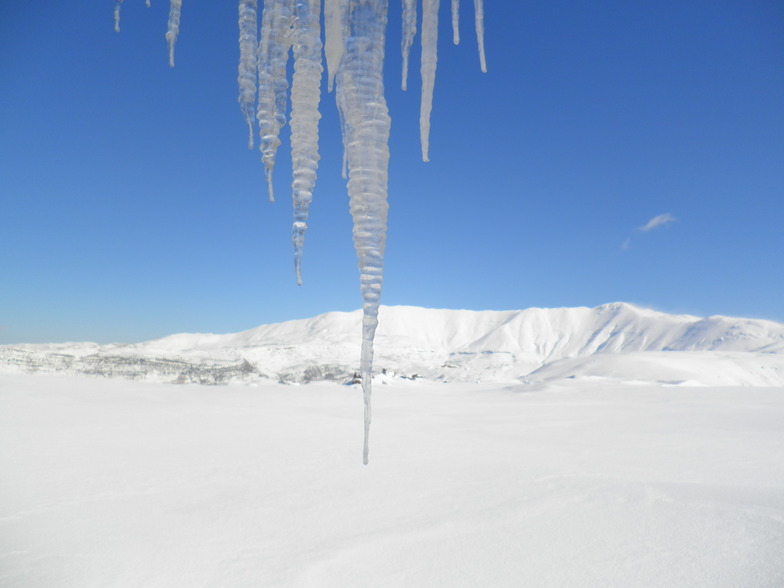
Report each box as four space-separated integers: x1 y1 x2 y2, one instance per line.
2 365 784 586
115 0 487 463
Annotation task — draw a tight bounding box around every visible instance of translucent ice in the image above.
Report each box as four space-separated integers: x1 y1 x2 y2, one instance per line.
116 0 488 463
289 0 323 285
238 0 258 149
114 0 123 32
474 0 486 72
451 0 459 44
400 0 417 91
256 0 293 202
324 0 345 93
419 0 439 162
335 0 391 464
166 0 183 67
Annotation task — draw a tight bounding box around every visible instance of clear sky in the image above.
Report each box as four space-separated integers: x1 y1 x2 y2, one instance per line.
1 1 782 344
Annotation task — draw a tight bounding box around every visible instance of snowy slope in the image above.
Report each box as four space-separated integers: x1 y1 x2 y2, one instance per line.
2 303 784 385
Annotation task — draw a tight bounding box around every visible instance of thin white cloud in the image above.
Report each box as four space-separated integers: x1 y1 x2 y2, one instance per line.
638 213 676 233
621 213 677 250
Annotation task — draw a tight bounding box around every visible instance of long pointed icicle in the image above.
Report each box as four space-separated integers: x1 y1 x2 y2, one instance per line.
166 0 183 68
400 0 417 91
474 0 486 72
257 0 293 202
420 0 439 162
336 0 391 465
238 0 258 150
451 0 459 45
289 0 323 285
114 0 123 32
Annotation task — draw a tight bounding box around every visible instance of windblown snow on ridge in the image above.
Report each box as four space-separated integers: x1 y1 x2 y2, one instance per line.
3 303 784 386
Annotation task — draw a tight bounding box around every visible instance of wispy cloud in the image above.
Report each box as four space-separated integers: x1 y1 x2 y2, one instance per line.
638 213 676 233
621 213 677 250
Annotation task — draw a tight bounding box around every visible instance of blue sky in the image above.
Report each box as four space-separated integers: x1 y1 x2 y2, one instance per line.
1 1 782 343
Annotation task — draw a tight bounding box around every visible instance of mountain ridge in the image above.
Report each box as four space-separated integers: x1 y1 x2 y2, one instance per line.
2 303 783 386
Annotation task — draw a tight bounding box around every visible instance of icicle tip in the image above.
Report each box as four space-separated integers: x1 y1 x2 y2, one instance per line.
265 168 275 203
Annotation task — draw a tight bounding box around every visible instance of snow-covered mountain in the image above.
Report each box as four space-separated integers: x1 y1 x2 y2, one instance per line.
3 303 784 386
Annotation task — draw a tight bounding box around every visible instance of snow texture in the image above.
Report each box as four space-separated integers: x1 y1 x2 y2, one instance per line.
238 0 258 149
289 0 323 286
3 374 784 587
165 0 183 67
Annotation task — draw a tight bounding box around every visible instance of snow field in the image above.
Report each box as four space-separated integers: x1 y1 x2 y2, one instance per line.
2 373 783 587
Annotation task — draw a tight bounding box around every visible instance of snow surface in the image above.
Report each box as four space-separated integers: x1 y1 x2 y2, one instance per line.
3 303 784 387
1 373 783 587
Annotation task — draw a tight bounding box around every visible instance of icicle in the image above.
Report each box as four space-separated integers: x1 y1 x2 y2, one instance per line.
336 88 350 180
114 0 489 465
336 0 391 465
257 0 293 202
420 0 439 162
474 0 486 72
400 0 416 91
289 0 323 285
166 0 183 68
324 0 346 93
451 0 459 45
114 0 123 33
238 0 258 150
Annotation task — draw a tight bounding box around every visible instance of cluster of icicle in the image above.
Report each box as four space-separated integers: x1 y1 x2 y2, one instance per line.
114 0 181 66
116 0 485 464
